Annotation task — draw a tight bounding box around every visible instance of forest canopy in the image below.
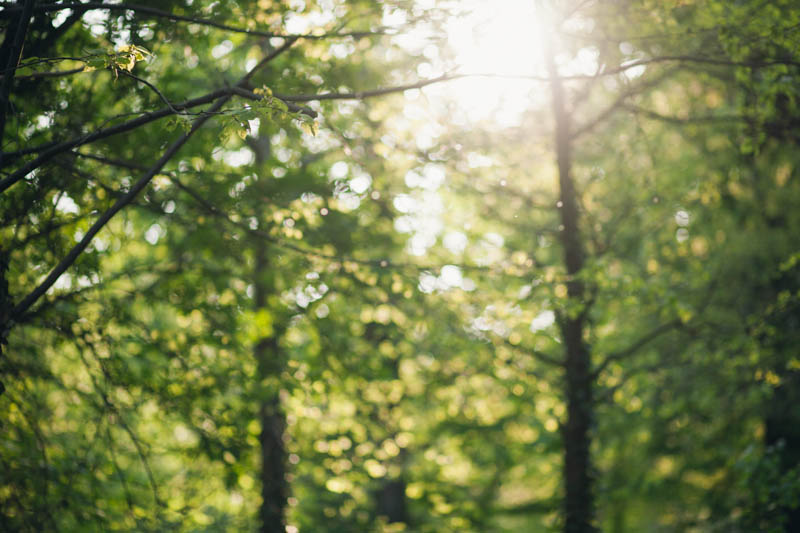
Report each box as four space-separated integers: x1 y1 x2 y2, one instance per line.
1 0 800 532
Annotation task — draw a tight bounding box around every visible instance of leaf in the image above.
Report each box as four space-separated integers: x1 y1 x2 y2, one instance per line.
179 117 193 133
272 99 289 113
85 56 107 70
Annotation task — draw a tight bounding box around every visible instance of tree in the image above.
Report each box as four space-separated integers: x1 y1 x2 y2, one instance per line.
0 1 448 529
3 1 800 532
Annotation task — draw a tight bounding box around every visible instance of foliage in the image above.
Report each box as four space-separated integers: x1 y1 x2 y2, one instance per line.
1 1 799 532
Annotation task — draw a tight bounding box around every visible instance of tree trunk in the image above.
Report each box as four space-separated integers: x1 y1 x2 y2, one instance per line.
546 46 596 533
0 0 36 379
259 393 287 533
0 0 36 149
0 248 9 396
376 478 407 524
253 244 287 533
765 371 800 531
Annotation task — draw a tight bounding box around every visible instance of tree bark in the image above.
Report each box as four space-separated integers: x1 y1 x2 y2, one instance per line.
546 46 597 533
258 391 287 533
0 0 35 382
0 0 35 150
253 243 287 533
376 478 408 524
0 248 9 395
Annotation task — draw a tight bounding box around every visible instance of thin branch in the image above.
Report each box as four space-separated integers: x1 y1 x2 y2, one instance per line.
0 88 230 188
2 72 463 187
2 2 389 41
571 67 679 140
118 70 179 113
76 336 162 508
15 263 177 325
453 53 800 84
593 319 682 378
274 73 462 102
12 67 85 80
228 86 316 116
71 151 147 171
500 335 563 367
0 55 88 74
581 55 800 80
623 104 746 125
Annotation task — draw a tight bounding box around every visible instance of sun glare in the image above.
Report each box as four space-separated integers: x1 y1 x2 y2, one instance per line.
417 1 601 126
434 0 546 125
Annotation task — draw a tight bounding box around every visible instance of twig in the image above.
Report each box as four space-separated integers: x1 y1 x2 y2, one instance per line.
119 70 179 113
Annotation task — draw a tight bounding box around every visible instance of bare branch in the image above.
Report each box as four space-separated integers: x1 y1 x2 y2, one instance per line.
623 104 746 125
580 55 800 80
118 70 180 113
593 319 682 378
275 73 461 102
571 67 679 140
11 67 85 80
500 336 563 367
2 2 388 41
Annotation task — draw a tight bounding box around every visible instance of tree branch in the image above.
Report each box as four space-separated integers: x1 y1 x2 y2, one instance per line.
0 87 229 188
274 73 461 102
2 2 388 41
6 37 300 320
623 104 746 125
500 336 563 367
1 71 460 189
571 67 679 140
12 66 85 80
593 319 682 378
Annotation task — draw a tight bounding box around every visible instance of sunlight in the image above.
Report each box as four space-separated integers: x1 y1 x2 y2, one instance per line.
447 0 542 77
433 0 546 125
416 1 601 126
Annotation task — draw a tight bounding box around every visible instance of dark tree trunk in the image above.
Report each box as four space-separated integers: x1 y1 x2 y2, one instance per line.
0 0 36 149
765 371 800 531
0 248 9 395
253 243 287 533
546 47 597 533
259 393 287 533
0 1 36 381
376 478 407 524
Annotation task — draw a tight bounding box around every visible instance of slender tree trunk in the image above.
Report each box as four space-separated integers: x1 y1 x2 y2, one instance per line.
0 0 35 378
546 47 596 533
376 478 407 524
253 244 287 533
0 248 9 395
258 392 287 533
765 370 800 531
0 0 35 149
